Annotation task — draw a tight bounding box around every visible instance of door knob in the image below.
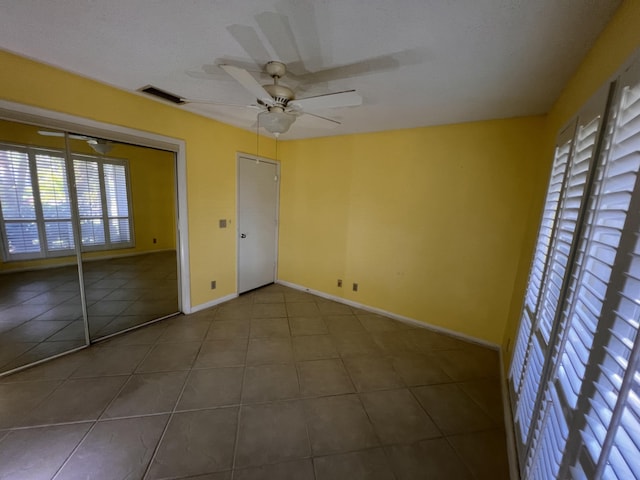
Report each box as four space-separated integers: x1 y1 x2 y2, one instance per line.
240 233 246 238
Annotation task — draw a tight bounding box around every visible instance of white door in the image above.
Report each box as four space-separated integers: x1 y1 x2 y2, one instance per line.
237 156 279 293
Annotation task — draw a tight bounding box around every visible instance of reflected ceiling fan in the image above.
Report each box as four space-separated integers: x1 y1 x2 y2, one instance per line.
38 130 114 155
187 61 362 135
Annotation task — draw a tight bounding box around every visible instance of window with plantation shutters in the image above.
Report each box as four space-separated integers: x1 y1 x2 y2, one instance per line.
509 51 640 480
0 144 133 260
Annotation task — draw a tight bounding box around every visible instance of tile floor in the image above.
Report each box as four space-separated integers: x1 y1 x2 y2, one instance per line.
0 283 510 479
0 251 178 373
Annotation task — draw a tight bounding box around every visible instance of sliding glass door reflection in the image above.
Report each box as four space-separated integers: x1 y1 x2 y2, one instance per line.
68 137 179 340
0 121 87 372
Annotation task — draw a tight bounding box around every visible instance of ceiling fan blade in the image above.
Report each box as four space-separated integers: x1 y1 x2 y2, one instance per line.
38 130 90 141
182 99 261 110
289 90 362 111
219 64 273 105
226 24 271 68
297 49 424 84
303 112 341 125
255 12 302 67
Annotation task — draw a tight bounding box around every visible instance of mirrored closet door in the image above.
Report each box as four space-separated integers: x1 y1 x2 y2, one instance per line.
0 120 87 372
68 137 179 340
0 119 180 375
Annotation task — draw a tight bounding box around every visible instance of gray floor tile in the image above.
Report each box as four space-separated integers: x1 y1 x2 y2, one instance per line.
343 355 404 391
432 346 500 381
206 319 250 340
252 292 285 304
356 313 403 332
0 353 82 383
412 383 495 435
156 319 211 343
177 367 243 410
0 380 62 428
102 371 188 418
246 337 294 365
292 334 339 361
56 415 168 480
215 304 252 321
234 459 314 480
94 322 168 347
401 329 471 352
242 363 299 403
251 303 287 318
314 448 395 480
332 332 382 357
390 354 452 386
284 291 316 303
448 429 510 480
0 422 92 480
325 315 366 334
297 358 354 396
147 407 238 478
249 318 290 338
23 376 127 426
136 342 201 373
71 344 151 377
317 301 354 315
385 438 473 480
289 316 328 336
286 302 321 317
360 388 441 444
194 338 248 368
304 394 379 455
458 378 505 425
235 401 310 468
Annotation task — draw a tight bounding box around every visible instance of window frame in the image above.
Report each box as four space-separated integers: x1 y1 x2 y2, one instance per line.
0 142 135 261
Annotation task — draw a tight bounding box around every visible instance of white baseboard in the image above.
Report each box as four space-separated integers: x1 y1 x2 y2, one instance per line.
189 293 238 314
500 350 521 479
276 279 500 350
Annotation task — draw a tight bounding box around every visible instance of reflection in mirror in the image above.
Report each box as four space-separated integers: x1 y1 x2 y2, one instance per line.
0 120 87 374
66 136 179 340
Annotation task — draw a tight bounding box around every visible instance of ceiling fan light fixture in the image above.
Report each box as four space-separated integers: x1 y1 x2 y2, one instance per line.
260 111 295 134
87 139 113 155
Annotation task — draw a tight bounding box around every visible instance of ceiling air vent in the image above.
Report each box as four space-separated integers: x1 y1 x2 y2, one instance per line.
138 85 185 104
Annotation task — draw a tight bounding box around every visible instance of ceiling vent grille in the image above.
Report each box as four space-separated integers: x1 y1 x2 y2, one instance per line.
138 85 185 104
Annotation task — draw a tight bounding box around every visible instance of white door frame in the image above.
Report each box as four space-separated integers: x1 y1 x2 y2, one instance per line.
236 152 280 293
0 99 192 313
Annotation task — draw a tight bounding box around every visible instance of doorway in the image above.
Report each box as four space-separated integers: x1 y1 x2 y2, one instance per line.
237 155 280 293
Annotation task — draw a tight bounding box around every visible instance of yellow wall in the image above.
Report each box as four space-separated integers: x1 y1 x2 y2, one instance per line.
278 118 545 344
0 119 176 271
0 49 275 306
501 0 640 362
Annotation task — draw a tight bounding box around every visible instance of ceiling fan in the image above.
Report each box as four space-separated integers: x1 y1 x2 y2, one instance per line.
38 130 114 155
186 61 362 135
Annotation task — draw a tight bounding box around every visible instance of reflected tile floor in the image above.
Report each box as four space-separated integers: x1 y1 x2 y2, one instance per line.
0 284 510 480
0 251 178 373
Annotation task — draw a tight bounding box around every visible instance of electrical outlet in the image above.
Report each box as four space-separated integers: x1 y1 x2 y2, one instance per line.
337 279 342 287
352 283 358 292
211 280 216 289
219 219 227 228
152 238 157 244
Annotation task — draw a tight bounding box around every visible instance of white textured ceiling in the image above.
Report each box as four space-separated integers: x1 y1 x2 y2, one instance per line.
0 0 622 139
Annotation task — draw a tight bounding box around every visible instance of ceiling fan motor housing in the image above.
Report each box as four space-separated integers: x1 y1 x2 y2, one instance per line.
264 83 294 109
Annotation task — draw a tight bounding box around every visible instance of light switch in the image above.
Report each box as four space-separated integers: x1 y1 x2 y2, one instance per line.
219 219 227 228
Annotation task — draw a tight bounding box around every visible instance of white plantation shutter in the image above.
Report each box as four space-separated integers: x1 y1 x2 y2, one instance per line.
0 143 134 260
0 148 42 258
511 87 609 467
510 52 640 480
36 153 75 251
510 135 573 395
103 162 132 244
72 156 133 250
568 61 640 480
